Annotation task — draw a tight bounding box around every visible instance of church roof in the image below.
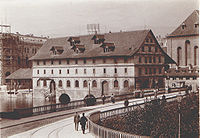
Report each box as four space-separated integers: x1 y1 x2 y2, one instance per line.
167 10 199 37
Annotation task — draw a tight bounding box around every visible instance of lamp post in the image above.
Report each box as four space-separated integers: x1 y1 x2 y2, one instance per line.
177 93 182 138
88 79 91 95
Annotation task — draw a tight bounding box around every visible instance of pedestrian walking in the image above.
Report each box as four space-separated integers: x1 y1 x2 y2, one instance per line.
124 98 129 107
111 93 115 103
74 112 80 131
80 113 88 134
102 94 106 104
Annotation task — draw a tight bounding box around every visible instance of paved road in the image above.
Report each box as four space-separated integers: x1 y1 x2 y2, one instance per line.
8 92 183 138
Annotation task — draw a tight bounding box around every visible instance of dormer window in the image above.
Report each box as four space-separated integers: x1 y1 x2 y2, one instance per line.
50 46 64 55
194 22 199 28
181 23 186 29
100 42 115 52
92 34 105 44
68 37 80 46
71 44 85 53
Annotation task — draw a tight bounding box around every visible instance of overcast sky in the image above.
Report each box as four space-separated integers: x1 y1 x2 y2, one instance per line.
0 0 198 38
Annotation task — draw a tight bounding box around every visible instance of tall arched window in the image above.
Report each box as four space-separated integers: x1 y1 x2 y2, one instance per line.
83 80 87 87
37 80 40 87
92 80 97 87
185 40 190 66
67 80 70 87
177 47 182 66
194 46 198 65
114 80 118 88
43 80 47 87
75 80 79 87
124 80 129 88
58 80 62 87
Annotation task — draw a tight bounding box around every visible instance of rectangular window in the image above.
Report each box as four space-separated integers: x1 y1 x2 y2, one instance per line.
51 60 54 65
37 70 39 74
153 68 156 74
75 59 78 64
59 70 61 74
51 70 54 74
148 47 151 52
93 69 95 74
75 69 78 74
139 68 142 75
159 56 161 63
139 57 142 63
114 68 117 73
67 59 69 64
104 68 106 74
93 59 96 64
145 57 147 63
84 69 86 74
125 68 127 73
159 68 162 74
59 60 61 65
67 69 69 74
114 58 117 64
142 46 145 52
44 70 46 74
43 60 46 65
124 57 128 63
145 68 148 74
155 47 158 52
149 68 152 74
83 59 86 64
37 61 39 65
153 57 156 63
149 57 152 63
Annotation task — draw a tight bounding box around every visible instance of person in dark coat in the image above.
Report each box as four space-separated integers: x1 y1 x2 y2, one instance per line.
80 113 88 134
102 94 106 104
111 93 115 103
74 112 80 131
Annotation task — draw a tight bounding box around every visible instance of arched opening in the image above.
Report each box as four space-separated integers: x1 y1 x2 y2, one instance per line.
50 80 56 93
43 80 47 87
114 80 118 88
194 46 198 66
92 80 97 87
102 81 108 95
58 80 62 88
37 80 40 87
124 80 129 88
177 47 182 66
75 80 79 87
185 40 190 66
66 80 70 87
83 80 87 87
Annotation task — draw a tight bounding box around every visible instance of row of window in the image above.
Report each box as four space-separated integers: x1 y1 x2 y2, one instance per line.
37 68 128 75
139 68 162 75
139 56 161 64
24 47 37 54
141 46 158 52
37 80 129 88
36 57 129 65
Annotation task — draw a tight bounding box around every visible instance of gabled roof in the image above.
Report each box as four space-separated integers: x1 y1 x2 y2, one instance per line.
30 29 175 64
30 30 150 60
6 68 32 80
167 10 199 37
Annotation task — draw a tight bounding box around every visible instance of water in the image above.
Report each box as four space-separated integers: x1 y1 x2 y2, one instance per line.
0 95 56 112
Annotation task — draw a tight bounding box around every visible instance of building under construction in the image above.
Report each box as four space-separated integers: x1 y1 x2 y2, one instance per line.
0 25 47 90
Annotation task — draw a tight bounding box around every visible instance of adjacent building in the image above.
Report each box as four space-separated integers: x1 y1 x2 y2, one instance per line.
30 29 175 100
0 32 47 90
165 10 199 90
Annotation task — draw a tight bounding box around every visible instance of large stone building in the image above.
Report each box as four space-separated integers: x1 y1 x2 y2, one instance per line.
30 30 175 100
165 10 199 90
0 32 47 90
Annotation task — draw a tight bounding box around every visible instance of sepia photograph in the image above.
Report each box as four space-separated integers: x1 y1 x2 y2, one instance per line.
0 0 199 137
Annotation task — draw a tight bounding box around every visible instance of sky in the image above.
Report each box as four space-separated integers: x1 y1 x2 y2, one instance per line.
0 0 198 38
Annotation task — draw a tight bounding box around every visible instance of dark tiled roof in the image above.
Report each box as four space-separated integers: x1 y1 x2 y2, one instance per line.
6 68 32 80
168 10 199 37
30 30 151 60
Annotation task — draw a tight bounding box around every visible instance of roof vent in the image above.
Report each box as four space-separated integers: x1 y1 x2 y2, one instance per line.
181 23 186 29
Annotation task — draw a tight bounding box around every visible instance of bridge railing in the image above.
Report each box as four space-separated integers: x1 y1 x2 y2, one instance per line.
88 93 184 138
